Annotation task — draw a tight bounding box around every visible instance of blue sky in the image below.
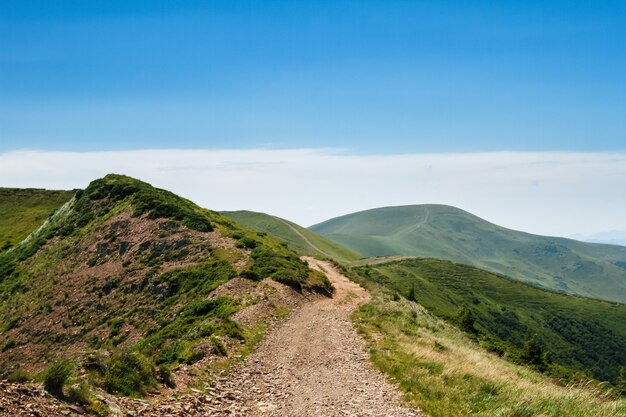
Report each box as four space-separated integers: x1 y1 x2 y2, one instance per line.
2 0 625 153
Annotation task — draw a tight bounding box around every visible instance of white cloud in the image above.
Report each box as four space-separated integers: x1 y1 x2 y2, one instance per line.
1 148 625 237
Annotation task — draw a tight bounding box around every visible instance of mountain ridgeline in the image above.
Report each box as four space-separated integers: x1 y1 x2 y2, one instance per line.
0 175 331 396
221 210 361 264
311 204 626 303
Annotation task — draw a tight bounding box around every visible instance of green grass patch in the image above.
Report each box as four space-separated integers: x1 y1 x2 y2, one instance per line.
357 259 626 384
0 188 74 253
352 288 626 417
222 210 361 263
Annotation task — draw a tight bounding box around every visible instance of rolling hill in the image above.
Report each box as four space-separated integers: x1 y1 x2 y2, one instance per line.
222 210 361 263
0 174 331 400
0 188 74 253
311 204 626 303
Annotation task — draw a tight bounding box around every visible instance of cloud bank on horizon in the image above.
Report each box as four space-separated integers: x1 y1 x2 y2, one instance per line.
1 148 624 239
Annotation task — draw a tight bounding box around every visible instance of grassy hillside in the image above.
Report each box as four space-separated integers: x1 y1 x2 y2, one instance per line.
354 258 626 384
222 210 361 263
311 204 626 303
0 188 74 252
0 174 330 400
350 280 626 417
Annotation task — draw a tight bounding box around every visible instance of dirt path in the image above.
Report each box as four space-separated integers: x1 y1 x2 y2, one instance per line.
276 217 334 259
212 257 421 417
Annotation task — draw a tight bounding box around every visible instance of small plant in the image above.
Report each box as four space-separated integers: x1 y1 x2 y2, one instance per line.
617 366 626 395
457 305 477 334
235 237 258 249
43 358 74 395
407 284 416 302
104 351 157 396
433 341 447 352
157 364 176 388
210 335 228 356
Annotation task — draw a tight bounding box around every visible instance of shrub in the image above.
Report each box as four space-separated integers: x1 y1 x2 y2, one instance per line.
210 335 228 356
104 351 156 396
407 284 416 302
457 305 477 334
157 364 176 388
43 358 74 395
235 237 258 249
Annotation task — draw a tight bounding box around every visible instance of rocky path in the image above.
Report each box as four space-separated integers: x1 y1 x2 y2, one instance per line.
0 258 421 417
211 257 421 417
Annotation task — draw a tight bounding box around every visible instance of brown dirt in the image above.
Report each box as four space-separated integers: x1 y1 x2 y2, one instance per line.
0 381 86 417
0 210 250 374
204 257 422 416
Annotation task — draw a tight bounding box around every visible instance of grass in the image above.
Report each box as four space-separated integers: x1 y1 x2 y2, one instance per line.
352 284 626 417
0 174 331 397
0 188 74 253
103 351 157 396
356 258 626 384
222 210 361 263
311 204 626 303
43 358 74 395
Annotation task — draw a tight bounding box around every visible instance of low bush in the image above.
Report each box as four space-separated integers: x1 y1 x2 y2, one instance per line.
210 335 228 356
43 358 74 395
104 351 156 396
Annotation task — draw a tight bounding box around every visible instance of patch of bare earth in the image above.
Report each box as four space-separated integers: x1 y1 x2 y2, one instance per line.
0 381 86 417
0 210 249 374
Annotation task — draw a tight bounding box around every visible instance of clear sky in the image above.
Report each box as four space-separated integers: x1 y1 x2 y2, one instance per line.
1 1 625 240
2 0 625 153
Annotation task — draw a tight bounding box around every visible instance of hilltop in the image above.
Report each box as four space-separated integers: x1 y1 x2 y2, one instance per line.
311 204 626 303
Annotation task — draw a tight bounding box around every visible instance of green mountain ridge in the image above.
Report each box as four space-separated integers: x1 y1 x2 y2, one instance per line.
311 204 626 303
0 174 330 396
221 210 361 264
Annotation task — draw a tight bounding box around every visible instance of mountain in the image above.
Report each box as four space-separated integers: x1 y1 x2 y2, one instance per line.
355 258 626 384
311 204 626 303
221 210 361 263
0 188 74 253
0 174 331 398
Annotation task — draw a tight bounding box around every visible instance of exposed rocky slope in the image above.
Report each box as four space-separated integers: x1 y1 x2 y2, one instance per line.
0 174 331 412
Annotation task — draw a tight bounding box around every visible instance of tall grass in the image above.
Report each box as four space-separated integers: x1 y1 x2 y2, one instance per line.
352 289 626 417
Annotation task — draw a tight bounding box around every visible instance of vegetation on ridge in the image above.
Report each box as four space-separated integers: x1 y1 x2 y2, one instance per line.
355 258 626 384
222 210 361 263
0 174 330 398
351 282 626 417
311 204 626 303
